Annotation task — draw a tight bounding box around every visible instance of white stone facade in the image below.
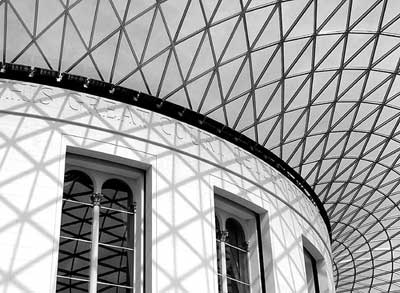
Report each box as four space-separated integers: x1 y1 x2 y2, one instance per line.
0 79 333 292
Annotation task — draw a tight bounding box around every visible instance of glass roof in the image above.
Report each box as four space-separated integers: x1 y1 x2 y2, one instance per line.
2 0 400 291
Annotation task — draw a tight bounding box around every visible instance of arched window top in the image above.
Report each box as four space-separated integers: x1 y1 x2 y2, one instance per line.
226 218 246 249
63 170 93 204
101 178 133 211
215 216 221 233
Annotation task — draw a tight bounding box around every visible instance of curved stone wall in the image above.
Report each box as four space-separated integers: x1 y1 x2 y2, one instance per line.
0 79 333 292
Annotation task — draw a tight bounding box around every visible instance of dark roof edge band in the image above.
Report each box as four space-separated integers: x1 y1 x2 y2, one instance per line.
0 62 332 240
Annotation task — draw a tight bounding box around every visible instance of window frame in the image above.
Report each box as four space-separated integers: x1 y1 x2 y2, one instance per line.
302 236 329 293
56 152 145 292
214 193 269 293
304 247 320 293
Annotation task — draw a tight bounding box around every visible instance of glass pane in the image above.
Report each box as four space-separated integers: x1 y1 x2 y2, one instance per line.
97 245 134 287
226 218 246 249
99 209 134 248
60 200 92 240
57 238 91 280
63 170 93 204
227 278 250 293
56 277 89 292
225 246 249 284
101 179 133 211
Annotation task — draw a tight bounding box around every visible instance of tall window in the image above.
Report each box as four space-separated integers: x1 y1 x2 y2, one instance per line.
215 199 253 293
304 248 320 293
56 154 143 292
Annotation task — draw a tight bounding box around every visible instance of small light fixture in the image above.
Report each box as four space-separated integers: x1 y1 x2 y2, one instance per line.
0 64 6 73
156 102 163 109
56 72 64 82
133 92 140 102
109 86 115 94
178 109 185 117
28 66 35 78
83 78 90 88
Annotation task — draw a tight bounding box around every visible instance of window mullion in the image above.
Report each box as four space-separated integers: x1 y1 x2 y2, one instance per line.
221 230 229 293
89 192 103 293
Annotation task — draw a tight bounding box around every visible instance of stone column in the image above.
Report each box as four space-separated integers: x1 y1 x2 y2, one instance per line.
89 192 103 293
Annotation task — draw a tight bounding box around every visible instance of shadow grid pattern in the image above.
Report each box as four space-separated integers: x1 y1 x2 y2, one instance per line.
2 0 400 291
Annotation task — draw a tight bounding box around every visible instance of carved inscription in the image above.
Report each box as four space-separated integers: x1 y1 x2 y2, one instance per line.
0 79 278 182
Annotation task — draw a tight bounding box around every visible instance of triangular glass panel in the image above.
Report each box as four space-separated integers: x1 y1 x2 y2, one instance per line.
284 0 314 38
10 0 35 33
284 38 310 73
245 5 274 44
6 6 33 62
200 74 223 114
35 17 64 70
353 103 380 132
257 47 282 84
213 0 241 22
126 0 155 21
189 36 215 78
317 0 349 32
308 104 332 134
225 94 252 129
207 107 227 126
92 0 120 45
257 117 278 147
242 126 257 142
17 41 50 70
159 52 184 99
112 33 140 84
281 0 310 36
251 46 276 82
143 11 171 62
218 57 245 97
69 0 100 44
284 76 309 111
177 0 205 39
227 59 252 100
344 34 374 66
256 84 282 120
174 32 203 78
61 18 92 72
351 0 382 31
185 72 213 112
331 103 357 132
119 71 149 95
235 94 256 131
125 8 154 60
315 35 344 69
91 33 119 82
37 0 64 32
222 20 248 61
167 87 191 110
252 8 280 49
141 51 169 96
210 17 237 58
160 0 188 39
283 108 306 140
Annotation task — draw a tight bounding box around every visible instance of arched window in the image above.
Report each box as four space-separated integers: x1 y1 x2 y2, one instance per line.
97 179 135 290
225 219 249 293
56 156 143 293
57 170 94 290
215 214 250 293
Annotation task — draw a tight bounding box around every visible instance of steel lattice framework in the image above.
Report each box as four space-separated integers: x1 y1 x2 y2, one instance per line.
1 0 400 291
